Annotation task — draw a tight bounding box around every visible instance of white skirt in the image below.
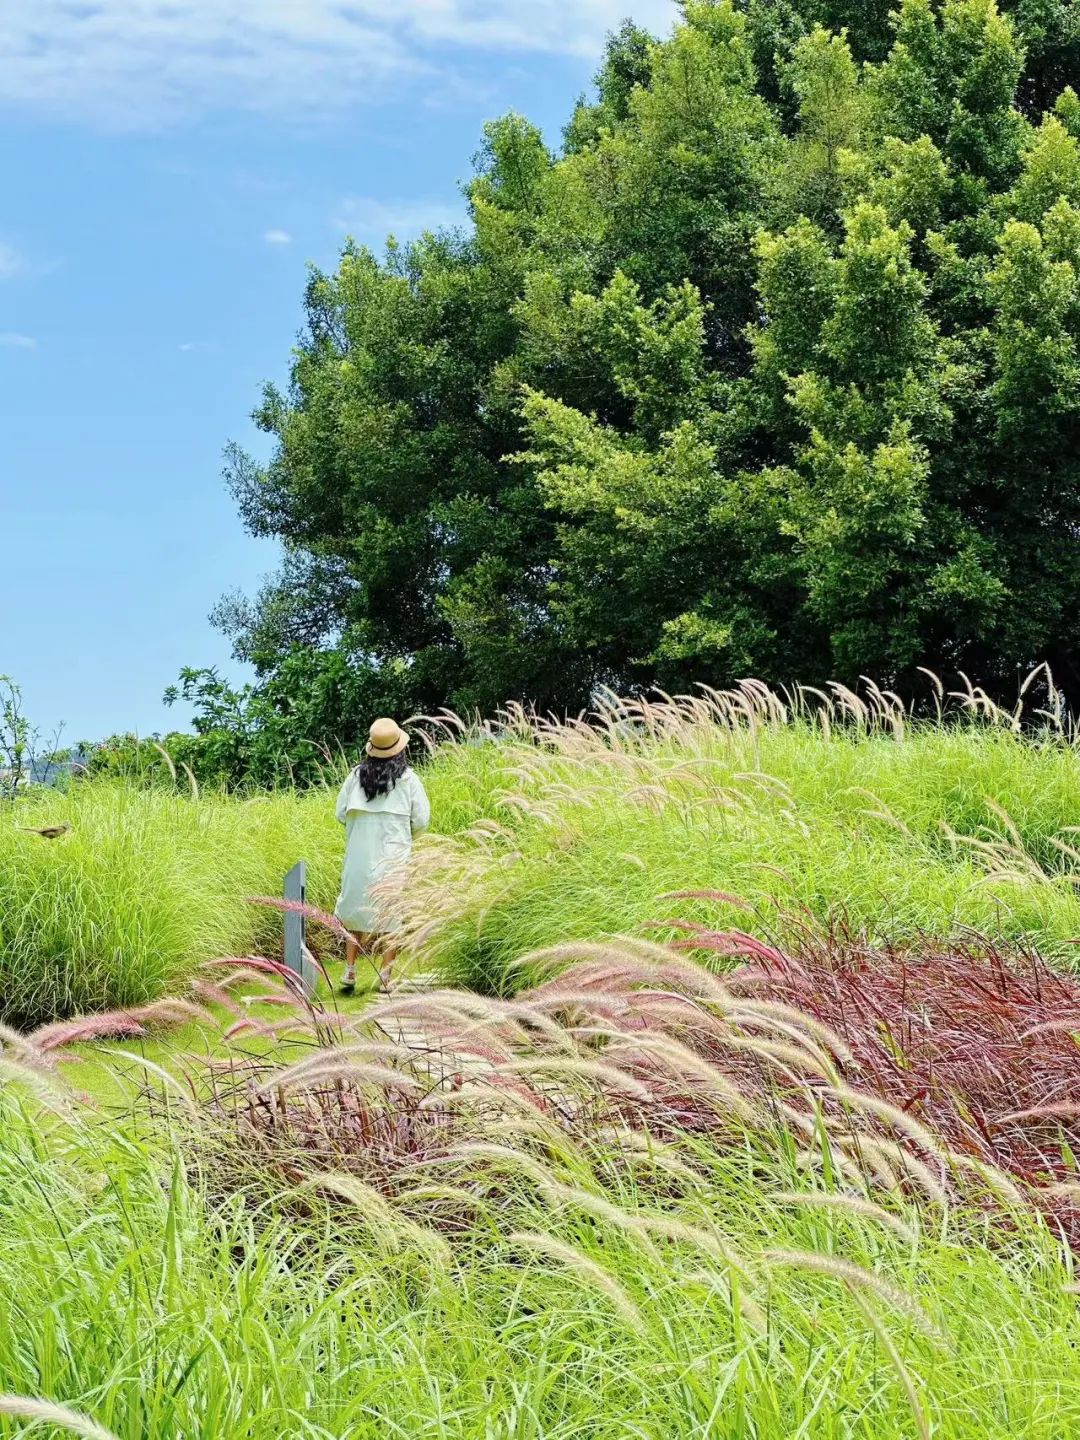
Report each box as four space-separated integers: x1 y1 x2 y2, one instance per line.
334 810 412 933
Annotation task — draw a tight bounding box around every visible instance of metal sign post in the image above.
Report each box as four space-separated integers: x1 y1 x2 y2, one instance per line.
283 859 317 995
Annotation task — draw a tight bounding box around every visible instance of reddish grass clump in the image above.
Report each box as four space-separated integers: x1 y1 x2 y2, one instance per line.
43 902 1080 1247
183 932 1080 1236
670 914 1080 1232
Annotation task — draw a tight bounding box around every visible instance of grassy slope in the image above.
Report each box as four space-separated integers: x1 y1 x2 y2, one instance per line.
7 706 1080 1435
7 708 1080 1019
400 720 1080 991
0 741 503 1028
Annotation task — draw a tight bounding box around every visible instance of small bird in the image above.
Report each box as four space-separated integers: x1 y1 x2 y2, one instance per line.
20 824 71 840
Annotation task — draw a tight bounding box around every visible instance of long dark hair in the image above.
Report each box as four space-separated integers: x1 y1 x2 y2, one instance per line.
355 751 409 802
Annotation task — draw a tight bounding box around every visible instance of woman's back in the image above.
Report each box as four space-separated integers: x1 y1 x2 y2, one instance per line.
334 765 430 934
337 766 418 820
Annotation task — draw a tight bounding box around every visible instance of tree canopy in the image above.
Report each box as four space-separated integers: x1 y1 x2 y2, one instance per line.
199 0 1080 783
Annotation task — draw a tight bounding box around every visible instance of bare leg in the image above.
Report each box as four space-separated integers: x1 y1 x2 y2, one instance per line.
342 931 372 990
378 941 398 992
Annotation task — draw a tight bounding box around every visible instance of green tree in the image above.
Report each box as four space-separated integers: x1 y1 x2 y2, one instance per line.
200 0 1080 782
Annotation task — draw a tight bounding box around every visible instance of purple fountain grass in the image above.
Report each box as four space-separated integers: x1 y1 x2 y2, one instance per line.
245 895 349 940
31 997 211 1051
83 916 1080 1250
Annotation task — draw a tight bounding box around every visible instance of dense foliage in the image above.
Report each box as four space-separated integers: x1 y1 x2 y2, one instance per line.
205 0 1080 783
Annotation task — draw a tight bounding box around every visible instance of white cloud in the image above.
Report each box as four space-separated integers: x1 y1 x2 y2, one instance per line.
0 242 23 278
0 333 37 349
335 196 466 243
179 340 216 353
397 1 676 55
0 2 677 127
263 229 293 246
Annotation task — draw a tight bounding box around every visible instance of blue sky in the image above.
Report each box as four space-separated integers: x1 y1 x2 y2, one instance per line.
1 0 675 747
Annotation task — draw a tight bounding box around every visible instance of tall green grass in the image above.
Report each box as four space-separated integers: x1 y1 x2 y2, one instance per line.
400 706 1080 992
0 740 505 1029
6 686 1080 1438
0 784 338 1028
11 686 1080 1026
2 1080 1079 1438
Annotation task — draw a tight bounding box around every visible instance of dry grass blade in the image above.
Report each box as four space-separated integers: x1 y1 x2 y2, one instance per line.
0 1056 76 1118
430 1141 561 1190
764 1249 946 1344
149 740 177 781
97 1050 199 1114
296 1172 451 1264
852 1137 951 1207
0 1395 119 1440
508 1231 645 1331
505 1056 654 1102
181 762 200 801
846 1286 931 1440
770 1191 918 1245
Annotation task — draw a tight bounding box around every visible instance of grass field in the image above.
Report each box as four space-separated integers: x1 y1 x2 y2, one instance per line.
7 680 1080 1027
5 680 1080 1436
398 685 1080 991
0 736 513 1028
5 947 1080 1440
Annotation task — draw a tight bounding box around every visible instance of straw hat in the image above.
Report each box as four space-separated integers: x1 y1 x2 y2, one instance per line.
366 717 410 759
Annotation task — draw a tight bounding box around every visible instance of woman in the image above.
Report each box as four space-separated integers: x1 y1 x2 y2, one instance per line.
334 718 430 993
